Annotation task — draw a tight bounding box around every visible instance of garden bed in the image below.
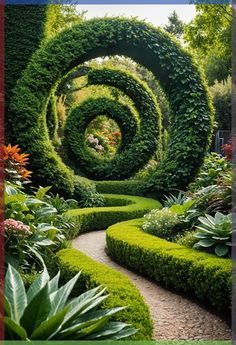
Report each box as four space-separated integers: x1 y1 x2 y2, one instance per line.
106 218 231 313
64 194 161 238
57 248 153 340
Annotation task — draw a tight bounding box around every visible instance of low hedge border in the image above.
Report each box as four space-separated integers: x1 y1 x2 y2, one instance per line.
106 218 231 313
64 194 161 238
56 248 153 340
95 180 142 195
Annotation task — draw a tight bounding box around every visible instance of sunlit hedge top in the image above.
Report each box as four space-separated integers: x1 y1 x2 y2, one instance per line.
10 17 214 197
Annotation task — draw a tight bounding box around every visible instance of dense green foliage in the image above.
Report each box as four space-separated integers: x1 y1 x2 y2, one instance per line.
5 265 136 340
57 249 153 340
184 5 232 85
5 5 47 141
64 68 161 180
10 17 213 197
210 77 231 130
189 153 231 192
64 194 161 239
95 180 141 195
4 183 74 271
106 218 231 312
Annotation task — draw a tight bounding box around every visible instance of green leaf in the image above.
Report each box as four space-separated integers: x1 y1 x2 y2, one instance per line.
25 198 46 206
65 316 110 340
5 264 27 323
48 271 60 294
49 272 80 316
20 283 51 337
37 223 59 232
86 321 134 339
27 267 49 303
35 186 52 200
103 324 138 340
4 295 12 317
215 244 229 257
198 239 215 247
25 245 45 268
193 233 208 239
4 317 28 340
35 206 57 219
31 305 70 340
63 287 107 327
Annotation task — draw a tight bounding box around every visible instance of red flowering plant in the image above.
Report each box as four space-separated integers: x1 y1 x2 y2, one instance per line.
222 137 236 161
0 144 32 183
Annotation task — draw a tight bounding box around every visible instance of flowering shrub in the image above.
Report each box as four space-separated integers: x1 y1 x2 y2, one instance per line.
86 133 104 153
142 208 181 240
1 218 32 237
222 138 235 161
4 182 75 270
0 144 32 182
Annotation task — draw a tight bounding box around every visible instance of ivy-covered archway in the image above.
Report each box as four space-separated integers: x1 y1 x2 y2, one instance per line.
10 17 214 198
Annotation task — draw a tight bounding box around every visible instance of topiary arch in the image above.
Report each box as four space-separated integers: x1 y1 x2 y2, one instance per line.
10 17 214 199
64 68 162 180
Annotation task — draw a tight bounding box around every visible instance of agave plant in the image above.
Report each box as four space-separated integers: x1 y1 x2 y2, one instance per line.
163 191 188 207
4 265 137 340
193 212 232 257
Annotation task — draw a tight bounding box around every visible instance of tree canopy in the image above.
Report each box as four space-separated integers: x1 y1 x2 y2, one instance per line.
184 4 232 85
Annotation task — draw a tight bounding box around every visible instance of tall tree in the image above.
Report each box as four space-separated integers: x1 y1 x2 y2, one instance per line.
164 11 185 39
184 4 232 84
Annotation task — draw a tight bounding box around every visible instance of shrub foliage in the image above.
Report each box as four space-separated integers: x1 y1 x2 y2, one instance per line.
10 17 214 197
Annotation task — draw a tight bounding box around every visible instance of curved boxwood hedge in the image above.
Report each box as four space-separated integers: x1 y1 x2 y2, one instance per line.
95 180 142 195
106 218 231 313
56 248 153 340
10 17 214 198
64 194 161 238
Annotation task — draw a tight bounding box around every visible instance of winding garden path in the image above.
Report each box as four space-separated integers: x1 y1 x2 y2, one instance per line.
73 230 231 340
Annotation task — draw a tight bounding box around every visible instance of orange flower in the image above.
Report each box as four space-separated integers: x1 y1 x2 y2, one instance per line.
19 168 32 180
0 144 21 160
0 144 32 182
11 153 29 165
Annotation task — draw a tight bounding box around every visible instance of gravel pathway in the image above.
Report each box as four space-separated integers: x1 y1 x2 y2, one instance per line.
72 230 231 340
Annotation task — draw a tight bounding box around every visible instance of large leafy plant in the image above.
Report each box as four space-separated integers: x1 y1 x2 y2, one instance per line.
4 183 74 270
193 212 232 257
4 265 137 340
163 191 188 208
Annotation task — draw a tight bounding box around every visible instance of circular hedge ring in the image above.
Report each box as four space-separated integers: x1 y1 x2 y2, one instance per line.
64 68 161 180
64 97 139 179
10 17 214 198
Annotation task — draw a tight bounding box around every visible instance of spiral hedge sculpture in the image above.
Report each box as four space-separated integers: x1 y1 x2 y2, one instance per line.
64 68 161 180
10 17 214 199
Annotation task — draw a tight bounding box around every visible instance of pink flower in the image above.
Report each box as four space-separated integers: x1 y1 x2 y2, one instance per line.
0 219 32 237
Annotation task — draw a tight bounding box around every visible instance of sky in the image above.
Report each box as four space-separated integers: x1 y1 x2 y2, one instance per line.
75 5 196 27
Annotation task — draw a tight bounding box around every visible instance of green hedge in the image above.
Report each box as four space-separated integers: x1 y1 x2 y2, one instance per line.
5 5 48 142
56 249 152 340
106 218 231 312
64 194 161 238
64 95 143 180
10 17 213 197
95 180 142 195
